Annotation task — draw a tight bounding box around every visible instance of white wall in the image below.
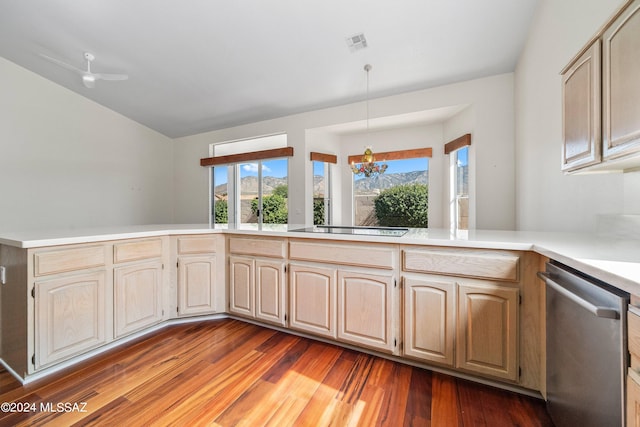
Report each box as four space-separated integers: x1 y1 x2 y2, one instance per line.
0 57 174 232
514 0 631 232
174 73 516 230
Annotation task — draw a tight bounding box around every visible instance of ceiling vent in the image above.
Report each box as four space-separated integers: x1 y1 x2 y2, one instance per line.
346 33 368 52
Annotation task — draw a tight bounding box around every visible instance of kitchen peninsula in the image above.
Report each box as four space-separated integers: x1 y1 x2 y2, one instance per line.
1 224 638 402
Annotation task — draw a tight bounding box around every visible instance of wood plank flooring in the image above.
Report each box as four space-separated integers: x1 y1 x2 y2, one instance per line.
0 319 554 426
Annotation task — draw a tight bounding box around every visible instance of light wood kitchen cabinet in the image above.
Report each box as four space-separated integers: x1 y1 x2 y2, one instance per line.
178 255 217 316
229 256 287 325
628 307 640 426
400 246 543 388
628 375 640 427
227 236 287 326
29 243 112 371
561 40 601 171
255 259 286 325
560 0 640 172
289 263 337 339
229 255 254 318
337 269 396 353
288 239 399 352
403 275 455 366
603 0 640 161
35 271 108 369
175 235 225 317
457 281 519 382
114 260 164 338
113 237 166 338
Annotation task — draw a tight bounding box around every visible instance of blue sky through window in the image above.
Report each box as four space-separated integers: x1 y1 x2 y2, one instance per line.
382 158 428 173
213 159 289 187
313 161 325 175
457 146 469 166
215 156 433 185
213 166 228 186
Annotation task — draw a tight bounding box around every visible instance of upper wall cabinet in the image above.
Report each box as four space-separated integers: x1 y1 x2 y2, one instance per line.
603 0 640 160
561 41 601 171
561 0 640 173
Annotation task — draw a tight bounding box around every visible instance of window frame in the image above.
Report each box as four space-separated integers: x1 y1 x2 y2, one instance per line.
310 152 337 227
348 148 432 228
206 135 291 229
444 134 471 234
212 157 289 229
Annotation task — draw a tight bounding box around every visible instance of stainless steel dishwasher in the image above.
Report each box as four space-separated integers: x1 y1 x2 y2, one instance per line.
538 261 629 427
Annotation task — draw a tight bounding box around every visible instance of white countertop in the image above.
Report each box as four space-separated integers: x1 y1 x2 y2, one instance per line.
1 224 639 295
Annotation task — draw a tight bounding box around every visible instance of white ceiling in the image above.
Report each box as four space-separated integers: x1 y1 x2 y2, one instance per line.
0 0 539 138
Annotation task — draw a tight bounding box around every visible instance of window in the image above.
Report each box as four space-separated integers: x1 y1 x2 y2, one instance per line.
312 161 331 225
212 165 230 227
353 157 429 228
452 146 469 232
445 134 471 234
207 135 290 229
212 158 289 229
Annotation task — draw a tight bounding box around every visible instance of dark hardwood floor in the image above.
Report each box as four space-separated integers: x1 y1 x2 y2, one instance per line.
0 319 554 426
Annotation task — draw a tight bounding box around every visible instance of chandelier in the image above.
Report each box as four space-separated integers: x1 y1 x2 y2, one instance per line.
350 64 388 178
351 146 388 177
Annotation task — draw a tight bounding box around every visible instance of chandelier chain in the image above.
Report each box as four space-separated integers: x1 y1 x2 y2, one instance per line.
350 64 388 179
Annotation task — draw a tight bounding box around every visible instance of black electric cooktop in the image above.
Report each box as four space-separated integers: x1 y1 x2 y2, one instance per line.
289 225 409 237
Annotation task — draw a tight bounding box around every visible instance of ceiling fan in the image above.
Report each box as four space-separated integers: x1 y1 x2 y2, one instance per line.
40 52 128 88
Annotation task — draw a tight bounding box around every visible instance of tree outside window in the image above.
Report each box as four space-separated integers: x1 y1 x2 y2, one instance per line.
353 157 429 228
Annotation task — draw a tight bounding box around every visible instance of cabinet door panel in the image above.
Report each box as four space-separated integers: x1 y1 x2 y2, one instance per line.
337 270 394 353
229 256 254 317
457 282 518 381
114 261 163 338
628 371 640 427
289 264 336 338
603 1 640 158
403 276 454 366
255 259 286 326
35 271 107 368
178 255 216 316
561 41 601 171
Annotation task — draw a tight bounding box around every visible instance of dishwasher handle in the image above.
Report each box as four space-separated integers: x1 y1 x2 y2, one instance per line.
537 271 619 319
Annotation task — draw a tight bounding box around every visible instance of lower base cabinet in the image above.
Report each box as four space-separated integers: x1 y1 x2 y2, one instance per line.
229 255 286 327
457 282 519 381
229 256 254 317
337 270 396 353
289 263 336 338
628 371 640 427
114 261 163 338
402 275 519 382
177 255 217 316
255 259 286 325
403 275 455 366
35 271 108 369
289 263 397 353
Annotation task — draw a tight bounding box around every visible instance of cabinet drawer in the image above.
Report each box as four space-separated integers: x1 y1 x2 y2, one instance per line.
402 247 519 282
114 239 163 263
629 309 640 362
228 236 286 258
177 236 217 254
34 245 106 277
289 240 395 270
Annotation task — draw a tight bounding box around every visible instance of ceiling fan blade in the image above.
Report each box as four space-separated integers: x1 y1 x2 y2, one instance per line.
39 53 85 75
93 73 129 81
82 76 96 89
